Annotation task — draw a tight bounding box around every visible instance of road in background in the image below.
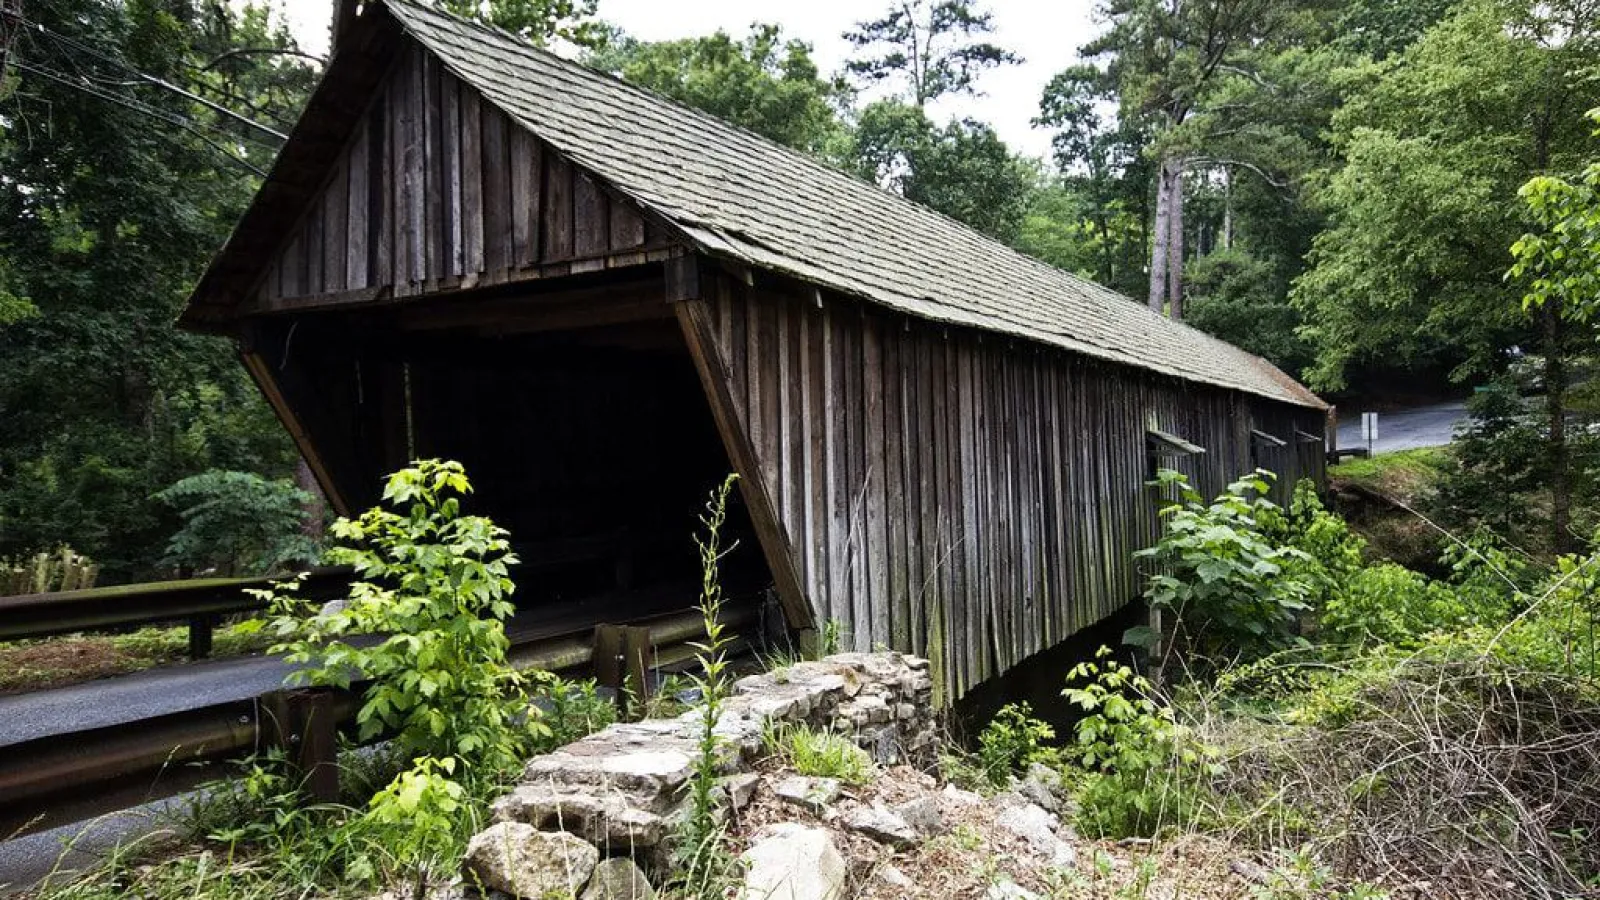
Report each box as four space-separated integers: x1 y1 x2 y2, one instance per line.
1334 400 1469 454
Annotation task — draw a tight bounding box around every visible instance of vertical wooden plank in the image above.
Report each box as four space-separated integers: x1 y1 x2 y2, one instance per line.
573 170 608 258
609 201 646 251
482 106 512 277
862 315 888 648
460 87 485 275
346 121 370 289
774 297 796 582
371 88 390 288
406 45 426 286
801 301 825 618
323 159 348 294
305 195 324 295
543 152 573 262
282 232 303 298
884 322 908 652
510 128 540 267
389 63 407 290
442 72 463 277
823 302 847 633
422 53 441 282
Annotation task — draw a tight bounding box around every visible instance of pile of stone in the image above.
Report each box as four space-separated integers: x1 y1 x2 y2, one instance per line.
462 652 937 899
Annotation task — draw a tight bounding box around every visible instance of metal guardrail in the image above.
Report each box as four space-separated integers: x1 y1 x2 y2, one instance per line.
0 568 352 656
0 600 756 837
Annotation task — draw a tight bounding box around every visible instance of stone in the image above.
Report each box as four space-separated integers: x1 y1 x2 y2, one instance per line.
1016 763 1066 814
772 776 842 815
984 879 1041 900
580 857 656 900
493 783 671 848
892 795 945 836
843 803 919 848
996 803 1077 870
877 864 913 888
738 823 847 900
720 772 762 811
462 822 598 899
940 784 984 807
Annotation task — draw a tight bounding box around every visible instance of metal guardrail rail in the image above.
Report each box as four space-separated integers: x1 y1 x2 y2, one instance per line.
0 600 756 837
0 568 353 656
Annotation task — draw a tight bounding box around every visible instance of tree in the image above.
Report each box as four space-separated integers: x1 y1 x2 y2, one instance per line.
1510 110 1600 552
433 0 597 44
843 0 1018 109
0 0 313 580
586 25 847 155
1079 0 1327 318
1292 0 1599 391
850 101 1036 241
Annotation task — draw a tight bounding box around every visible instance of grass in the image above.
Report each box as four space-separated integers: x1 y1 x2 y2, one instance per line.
763 723 874 785
1329 446 1450 502
0 624 273 694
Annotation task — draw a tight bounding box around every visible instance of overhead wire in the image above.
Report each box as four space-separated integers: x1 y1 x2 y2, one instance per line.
14 12 288 140
10 58 268 176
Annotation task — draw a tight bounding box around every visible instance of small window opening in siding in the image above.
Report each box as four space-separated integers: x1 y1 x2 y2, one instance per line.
1250 427 1286 470
1147 428 1204 480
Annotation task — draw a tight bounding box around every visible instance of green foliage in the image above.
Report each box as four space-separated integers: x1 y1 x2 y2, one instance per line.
850 100 1038 242
154 470 317 576
1321 562 1481 648
1135 469 1314 659
539 677 617 750
587 25 847 155
1511 109 1600 325
1185 249 1311 373
433 0 598 44
263 460 544 777
1278 480 1366 609
673 474 740 899
1063 648 1216 838
0 0 311 582
764 724 874 785
356 756 467 890
1291 0 1598 390
974 702 1055 787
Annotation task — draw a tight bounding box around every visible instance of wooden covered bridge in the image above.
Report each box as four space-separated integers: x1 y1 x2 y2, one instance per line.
180 0 1327 701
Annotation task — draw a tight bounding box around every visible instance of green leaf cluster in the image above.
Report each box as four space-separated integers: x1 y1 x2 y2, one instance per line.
1135 469 1315 660
265 460 544 778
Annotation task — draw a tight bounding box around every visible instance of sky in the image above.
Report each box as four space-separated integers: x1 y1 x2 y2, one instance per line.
270 0 1103 160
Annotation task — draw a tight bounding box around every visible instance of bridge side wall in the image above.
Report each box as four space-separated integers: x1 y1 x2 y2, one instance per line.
685 269 1325 700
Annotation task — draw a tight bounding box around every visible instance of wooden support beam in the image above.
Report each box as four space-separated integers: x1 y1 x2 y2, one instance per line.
673 274 815 632
238 340 352 517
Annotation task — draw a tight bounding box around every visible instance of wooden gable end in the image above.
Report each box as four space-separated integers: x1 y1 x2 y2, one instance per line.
248 42 676 314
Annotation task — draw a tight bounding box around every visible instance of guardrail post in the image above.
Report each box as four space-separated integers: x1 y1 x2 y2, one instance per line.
188 614 215 659
594 625 654 717
262 688 341 805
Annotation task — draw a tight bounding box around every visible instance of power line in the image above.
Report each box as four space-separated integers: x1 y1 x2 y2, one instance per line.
10 59 267 176
15 13 287 141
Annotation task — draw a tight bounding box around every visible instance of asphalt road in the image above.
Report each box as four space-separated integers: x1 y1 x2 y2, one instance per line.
1334 400 1469 454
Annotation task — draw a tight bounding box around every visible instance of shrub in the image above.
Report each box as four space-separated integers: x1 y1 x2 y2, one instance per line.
1135 469 1315 661
766 724 874 785
975 702 1056 786
156 469 318 576
260 460 544 778
1063 647 1217 838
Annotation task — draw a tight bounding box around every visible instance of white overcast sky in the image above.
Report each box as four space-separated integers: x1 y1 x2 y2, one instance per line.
269 0 1102 159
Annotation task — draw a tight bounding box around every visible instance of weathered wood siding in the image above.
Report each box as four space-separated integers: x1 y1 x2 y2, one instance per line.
685 272 1326 699
253 44 671 308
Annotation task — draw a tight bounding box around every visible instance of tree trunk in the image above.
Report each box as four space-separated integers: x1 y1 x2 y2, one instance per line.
1148 156 1173 312
1168 162 1185 321
1542 303 1574 554
1222 166 1234 252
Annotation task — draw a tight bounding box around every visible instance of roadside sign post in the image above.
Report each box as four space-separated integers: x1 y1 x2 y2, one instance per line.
1361 412 1378 456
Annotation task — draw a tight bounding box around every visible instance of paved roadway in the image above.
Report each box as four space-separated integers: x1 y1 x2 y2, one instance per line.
1333 400 1469 454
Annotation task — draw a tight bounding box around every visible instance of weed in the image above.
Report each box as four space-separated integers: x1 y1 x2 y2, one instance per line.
975 702 1056 786
670 474 740 900
763 723 874 785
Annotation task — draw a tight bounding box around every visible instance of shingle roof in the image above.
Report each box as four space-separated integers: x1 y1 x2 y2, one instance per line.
303 0 1332 409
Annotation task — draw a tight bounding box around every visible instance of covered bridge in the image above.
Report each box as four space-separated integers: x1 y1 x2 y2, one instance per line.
180 0 1328 701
